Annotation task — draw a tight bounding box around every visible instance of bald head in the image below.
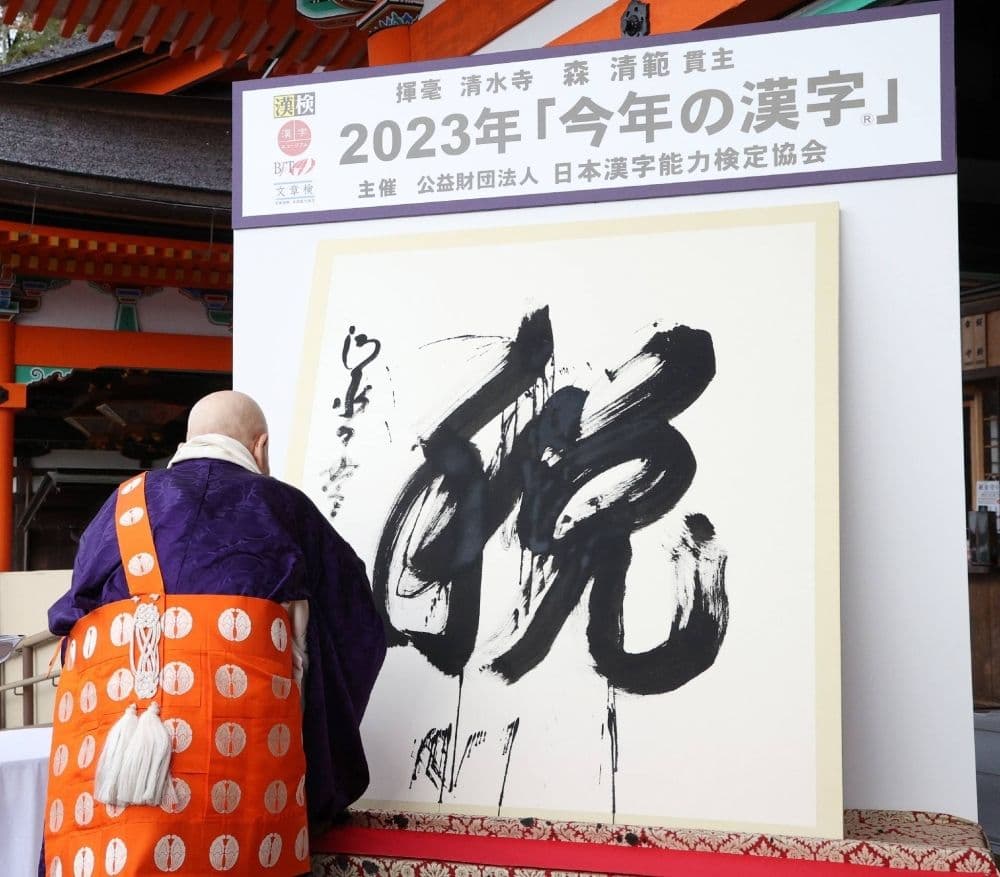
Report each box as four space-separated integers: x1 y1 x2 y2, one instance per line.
186 391 270 473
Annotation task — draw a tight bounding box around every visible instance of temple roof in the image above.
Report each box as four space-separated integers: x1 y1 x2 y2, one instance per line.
0 30 116 74
0 82 230 242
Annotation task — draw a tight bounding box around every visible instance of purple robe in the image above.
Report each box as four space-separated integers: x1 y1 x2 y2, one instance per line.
48 458 387 829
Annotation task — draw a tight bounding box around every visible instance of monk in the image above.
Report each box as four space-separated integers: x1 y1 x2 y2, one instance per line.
42 390 386 876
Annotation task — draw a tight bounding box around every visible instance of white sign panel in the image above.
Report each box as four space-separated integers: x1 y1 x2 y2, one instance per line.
234 0 976 838
234 5 951 228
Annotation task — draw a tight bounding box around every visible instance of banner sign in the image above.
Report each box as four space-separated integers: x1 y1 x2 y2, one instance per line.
234 3 952 229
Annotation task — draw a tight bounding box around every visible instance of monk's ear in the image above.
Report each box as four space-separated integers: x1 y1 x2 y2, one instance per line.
252 433 270 476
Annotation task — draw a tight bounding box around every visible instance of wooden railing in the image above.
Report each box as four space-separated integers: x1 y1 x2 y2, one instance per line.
0 629 59 729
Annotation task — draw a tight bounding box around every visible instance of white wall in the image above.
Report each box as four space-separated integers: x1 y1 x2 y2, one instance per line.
419 0 615 51
476 0 616 53
0 570 71 729
234 173 977 821
15 280 231 337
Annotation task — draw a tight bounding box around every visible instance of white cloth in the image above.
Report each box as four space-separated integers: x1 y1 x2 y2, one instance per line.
167 433 260 474
0 726 53 876
282 600 309 701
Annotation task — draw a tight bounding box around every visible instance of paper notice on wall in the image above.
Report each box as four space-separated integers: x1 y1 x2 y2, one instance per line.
976 480 1000 530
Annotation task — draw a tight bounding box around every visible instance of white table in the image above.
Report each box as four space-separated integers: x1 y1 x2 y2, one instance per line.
0 727 52 877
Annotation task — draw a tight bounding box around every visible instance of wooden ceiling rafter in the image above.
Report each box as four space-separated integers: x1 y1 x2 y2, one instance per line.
29 0 57 31
141 5 177 52
58 0 90 37
220 18 259 67
192 12 234 60
84 0 121 43
167 7 208 57
301 27 350 72
114 1 152 49
269 26 318 77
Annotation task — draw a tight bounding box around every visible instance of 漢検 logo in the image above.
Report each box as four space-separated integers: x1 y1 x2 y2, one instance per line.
273 92 315 118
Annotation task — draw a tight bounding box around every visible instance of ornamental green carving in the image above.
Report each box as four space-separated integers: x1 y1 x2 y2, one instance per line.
15 366 73 384
296 0 370 21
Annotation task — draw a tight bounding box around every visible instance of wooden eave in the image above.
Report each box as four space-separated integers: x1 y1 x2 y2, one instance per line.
0 0 370 76
0 219 233 289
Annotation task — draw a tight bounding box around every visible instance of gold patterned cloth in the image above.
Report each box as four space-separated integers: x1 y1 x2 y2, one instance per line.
311 809 999 876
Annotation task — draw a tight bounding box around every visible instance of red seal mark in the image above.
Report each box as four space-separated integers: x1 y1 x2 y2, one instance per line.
278 120 311 157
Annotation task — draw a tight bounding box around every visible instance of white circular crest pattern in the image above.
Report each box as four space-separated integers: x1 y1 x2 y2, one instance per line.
120 476 143 495
296 774 306 807
109 613 134 647
163 718 193 753
74 791 95 826
104 839 127 877
105 802 127 818
211 780 241 815
270 618 289 652
52 744 69 776
159 777 192 814
106 668 134 702
161 661 195 696
48 798 64 833
127 552 155 577
267 723 291 757
49 856 62 877
215 664 248 699
153 835 185 872
258 833 282 869
162 607 193 639
118 506 144 526
209 835 240 871
79 682 98 713
218 608 252 642
57 691 73 723
82 626 98 660
72 846 95 877
77 735 96 769
271 676 292 700
215 722 247 757
65 639 77 671
295 826 309 861
263 780 287 815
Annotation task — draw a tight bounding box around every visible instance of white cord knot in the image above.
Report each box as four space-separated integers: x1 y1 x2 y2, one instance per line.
131 600 161 700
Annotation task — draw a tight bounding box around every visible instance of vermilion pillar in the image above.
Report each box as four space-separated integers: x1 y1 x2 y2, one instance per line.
360 1 421 66
368 21 413 66
0 319 14 571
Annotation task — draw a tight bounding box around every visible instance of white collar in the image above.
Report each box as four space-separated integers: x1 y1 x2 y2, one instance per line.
168 433 261 475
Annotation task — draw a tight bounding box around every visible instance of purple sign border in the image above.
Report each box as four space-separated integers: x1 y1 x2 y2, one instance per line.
232 0 955 231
